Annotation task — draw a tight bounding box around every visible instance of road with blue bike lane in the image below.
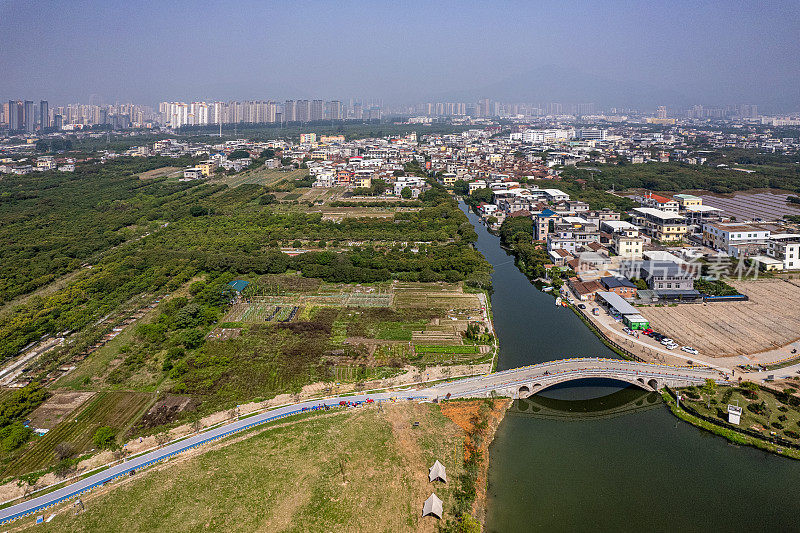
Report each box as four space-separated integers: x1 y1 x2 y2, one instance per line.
0 390 429 525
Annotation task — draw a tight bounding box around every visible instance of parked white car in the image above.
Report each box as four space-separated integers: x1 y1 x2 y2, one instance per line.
681 346 699 355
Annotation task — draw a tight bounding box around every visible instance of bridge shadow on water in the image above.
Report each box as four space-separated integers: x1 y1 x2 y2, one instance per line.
508 378 662 421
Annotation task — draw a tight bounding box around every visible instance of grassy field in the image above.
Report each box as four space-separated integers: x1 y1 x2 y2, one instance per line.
23 403 465 532
3 392 153 477
682 381 800 443
216 167 308 188
137 167 182 180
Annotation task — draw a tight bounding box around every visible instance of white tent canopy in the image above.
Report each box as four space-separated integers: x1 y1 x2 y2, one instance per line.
428 460 447 483
422 493 443 519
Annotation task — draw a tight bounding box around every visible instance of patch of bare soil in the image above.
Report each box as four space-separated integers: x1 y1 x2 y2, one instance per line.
137 166 179 180
27 391 96 430
132 395 198 431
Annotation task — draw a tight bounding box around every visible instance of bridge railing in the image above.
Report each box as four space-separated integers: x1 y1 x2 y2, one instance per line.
428 358 717 390
439 369 720 398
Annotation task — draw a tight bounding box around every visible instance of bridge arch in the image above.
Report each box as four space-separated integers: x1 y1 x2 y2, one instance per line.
516 374 661 398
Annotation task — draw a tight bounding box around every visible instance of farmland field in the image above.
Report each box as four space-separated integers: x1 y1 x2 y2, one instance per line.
137 166 181 180
696 190 800 221
26 391 96 430
3 391 153 476
394 283 482 309
299 186 346 203
227 283 394 322
638 279 800 357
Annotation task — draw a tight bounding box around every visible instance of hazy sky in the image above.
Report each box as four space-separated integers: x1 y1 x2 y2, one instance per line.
2 0 799 110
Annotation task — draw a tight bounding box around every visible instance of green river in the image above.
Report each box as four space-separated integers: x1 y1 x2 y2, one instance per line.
460 203 800 532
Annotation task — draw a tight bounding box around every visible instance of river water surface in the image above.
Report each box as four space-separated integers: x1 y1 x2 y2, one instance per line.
460 203 800 532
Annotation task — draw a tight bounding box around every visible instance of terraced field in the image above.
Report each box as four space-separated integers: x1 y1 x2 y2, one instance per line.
3 391 153 476
394 283 482 310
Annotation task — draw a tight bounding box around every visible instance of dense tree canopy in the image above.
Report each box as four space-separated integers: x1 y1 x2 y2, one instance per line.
0 167 491 364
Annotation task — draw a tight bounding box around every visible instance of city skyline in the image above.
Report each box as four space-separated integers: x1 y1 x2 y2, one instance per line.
2 95 779 133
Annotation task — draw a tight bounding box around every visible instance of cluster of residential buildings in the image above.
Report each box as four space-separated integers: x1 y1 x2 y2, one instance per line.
265 126 798 286
0 155 75 174
1 99 157 132
147 138 289 179
159 99 383 128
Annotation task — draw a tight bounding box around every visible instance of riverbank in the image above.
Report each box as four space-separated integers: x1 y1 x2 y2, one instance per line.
459 198 800 531
661 390 800 460
439 398 511 529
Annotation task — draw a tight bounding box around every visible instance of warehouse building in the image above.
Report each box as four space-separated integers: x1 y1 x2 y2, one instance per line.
596 291 650 330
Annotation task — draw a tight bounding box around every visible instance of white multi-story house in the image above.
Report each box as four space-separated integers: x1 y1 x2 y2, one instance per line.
546 217 600 254
182 167 203 180
468 180 487 193
631 208 687 242
640 192 680 213
702 222 771 257
767 234 800 270
36 157 56 170
613 234 644 258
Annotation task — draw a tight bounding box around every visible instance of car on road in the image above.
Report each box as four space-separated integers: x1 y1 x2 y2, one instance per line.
660 338 674 345
681 346 699 355
623 327 633 335
578 303 586 309
665 343 678 350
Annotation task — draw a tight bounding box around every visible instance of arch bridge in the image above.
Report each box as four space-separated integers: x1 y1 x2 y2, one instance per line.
424 358 728 400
